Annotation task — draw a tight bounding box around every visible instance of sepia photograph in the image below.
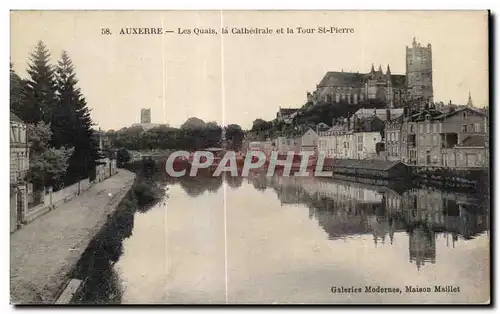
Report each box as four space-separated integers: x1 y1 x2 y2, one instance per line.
9 10 490 305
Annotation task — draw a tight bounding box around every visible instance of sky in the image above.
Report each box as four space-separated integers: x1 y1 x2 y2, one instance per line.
10 11 488 130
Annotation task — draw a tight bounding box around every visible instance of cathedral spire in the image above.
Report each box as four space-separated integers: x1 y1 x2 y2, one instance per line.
370 64 375 73
386 64 391 75
378 64 383 73
466 91 473 107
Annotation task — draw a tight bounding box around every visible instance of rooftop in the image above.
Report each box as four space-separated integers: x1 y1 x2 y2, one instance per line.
279 108 300 115
318 71 406 89
354 108 404 121
432 106 486 121
10 112 24 123
323 158 405 171
457 135 487 148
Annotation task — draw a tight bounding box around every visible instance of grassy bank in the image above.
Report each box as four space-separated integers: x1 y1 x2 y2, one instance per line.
68 175 165 304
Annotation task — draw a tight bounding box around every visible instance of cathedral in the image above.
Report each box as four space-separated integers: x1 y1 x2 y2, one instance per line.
307 37 433 108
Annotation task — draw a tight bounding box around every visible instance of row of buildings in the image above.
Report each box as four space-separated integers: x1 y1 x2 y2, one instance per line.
252 98 488 169
268 37 488 169
10 112 117 232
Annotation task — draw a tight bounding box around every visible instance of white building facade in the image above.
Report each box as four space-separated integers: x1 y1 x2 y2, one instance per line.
353 131 382 160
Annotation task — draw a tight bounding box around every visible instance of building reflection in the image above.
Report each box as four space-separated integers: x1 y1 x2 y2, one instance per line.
258 174 489 270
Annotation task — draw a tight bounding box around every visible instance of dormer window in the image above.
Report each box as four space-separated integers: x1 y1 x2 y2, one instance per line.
463 111 468 119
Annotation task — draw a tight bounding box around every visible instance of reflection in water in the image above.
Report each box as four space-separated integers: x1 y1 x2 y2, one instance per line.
178 175 223 197
79 161 490 304
259 174 489 270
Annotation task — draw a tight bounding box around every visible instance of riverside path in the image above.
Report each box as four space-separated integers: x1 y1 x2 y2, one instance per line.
10 169 136 304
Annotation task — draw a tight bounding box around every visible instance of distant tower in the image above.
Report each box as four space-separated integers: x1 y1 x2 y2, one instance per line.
141 108 151 124
221 127 228 149
367 64 377 100
466 91 474 107
386 64 394 108
406 37 433 104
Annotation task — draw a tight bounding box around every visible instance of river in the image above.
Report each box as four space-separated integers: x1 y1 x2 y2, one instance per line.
74 164 490 304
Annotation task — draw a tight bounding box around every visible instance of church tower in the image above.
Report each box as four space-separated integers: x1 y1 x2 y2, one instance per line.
406 37 433 104
367 64 377 100
466 91 474 107
386 64 394 108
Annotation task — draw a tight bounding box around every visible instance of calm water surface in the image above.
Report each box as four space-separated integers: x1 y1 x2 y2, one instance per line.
83 171 490 304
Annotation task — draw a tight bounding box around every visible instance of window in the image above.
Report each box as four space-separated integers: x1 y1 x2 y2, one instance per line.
419 125 424 133
463 111 468 119
12 126 17 142
410 125 414 133
426 124 430 133
474 123 481 133
461 124 468 133
432 123 438 133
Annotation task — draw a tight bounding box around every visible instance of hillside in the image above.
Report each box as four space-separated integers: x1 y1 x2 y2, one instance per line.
294 99 387 127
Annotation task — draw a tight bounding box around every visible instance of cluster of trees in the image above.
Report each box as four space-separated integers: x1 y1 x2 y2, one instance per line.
11 41 99 190
249 116 306 140
106 117 245 152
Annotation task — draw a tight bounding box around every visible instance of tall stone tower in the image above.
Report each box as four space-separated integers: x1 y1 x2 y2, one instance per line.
406 37 433 104
386 64 393 108
140 108 151 124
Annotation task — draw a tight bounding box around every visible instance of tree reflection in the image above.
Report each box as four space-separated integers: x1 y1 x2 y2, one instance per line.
248 173 269 191
225 174 243 189
171 172 223 197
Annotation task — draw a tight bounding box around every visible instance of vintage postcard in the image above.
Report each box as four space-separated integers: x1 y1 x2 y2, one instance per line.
9 10 490 305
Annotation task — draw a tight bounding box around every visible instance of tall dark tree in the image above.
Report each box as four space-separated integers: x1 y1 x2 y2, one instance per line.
53 51 78 148
10 62 27 116
54 51 99 183
226 124 244 150
21 41 57 124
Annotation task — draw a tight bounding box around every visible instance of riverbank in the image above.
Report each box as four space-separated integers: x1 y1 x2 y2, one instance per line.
10 169 136 304
68 171 166 304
